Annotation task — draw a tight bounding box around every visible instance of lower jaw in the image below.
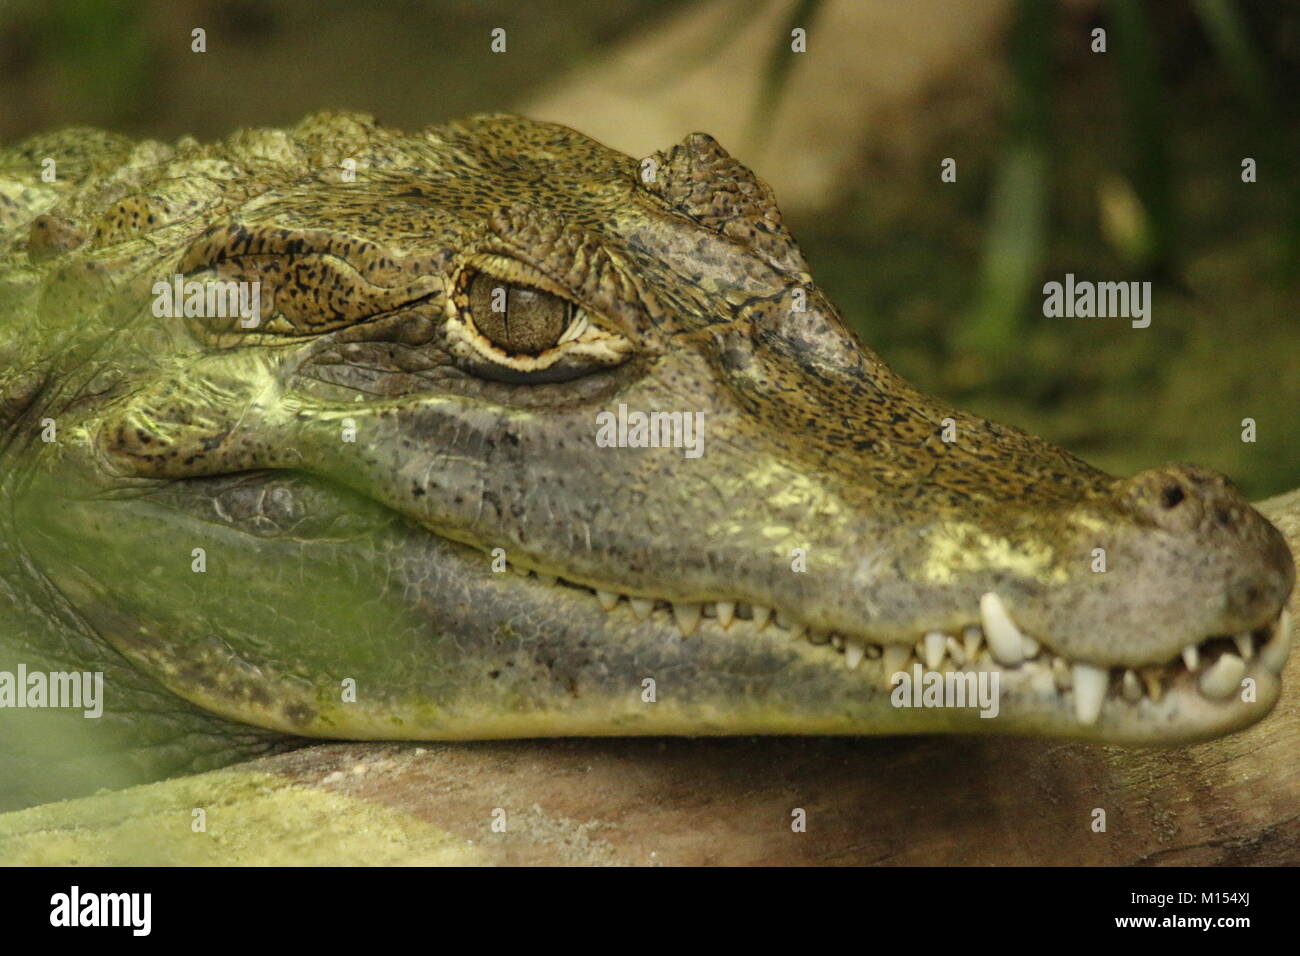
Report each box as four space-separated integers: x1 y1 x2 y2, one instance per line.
144 605 1283 748
119 536 1294 744
169 664 1281 748
480 563 1291 744
72 506 1288 746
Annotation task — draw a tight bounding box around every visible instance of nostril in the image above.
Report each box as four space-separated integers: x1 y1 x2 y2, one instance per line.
1123 466 1240 530
1160 483 1185 509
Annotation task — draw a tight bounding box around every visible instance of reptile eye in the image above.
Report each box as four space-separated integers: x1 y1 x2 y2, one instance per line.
467 274 572 355
446 266 633 383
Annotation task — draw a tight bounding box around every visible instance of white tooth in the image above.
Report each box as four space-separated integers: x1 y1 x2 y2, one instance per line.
865 644 882 659
1199 653 1245 700
945 636 966 666
1052 656 1072 690
963 626 983 663
844 639 865 671
1181 644 1200 671
597 590 620 611
831 634 845 650
672 602 702 636
1139 668 1164 702
1072 663 1108 726
1260 610 1291 675
882 645 912 685
629 597 654 620
806 629 828 645
751 605 773 630
923 632 946 670
979 593 1024 666
1233 633 1254 661
715 601 735 629
1021 636 1040 658
1121 669 1142 702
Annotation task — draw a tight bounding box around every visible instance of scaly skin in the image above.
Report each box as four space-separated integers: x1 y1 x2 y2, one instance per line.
0 112 1292 810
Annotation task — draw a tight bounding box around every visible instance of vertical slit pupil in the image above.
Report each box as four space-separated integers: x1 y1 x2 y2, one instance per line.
469 274 571 354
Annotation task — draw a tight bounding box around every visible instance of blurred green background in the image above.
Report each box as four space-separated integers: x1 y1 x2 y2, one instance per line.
2 0 1296 496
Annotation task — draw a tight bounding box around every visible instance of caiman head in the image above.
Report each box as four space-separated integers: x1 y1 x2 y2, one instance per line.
3 111 1292 748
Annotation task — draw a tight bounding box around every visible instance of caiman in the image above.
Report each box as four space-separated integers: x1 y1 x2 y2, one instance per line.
0 112 1292 812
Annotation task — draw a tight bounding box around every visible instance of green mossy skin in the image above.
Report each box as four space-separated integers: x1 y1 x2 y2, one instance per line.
0 112 1293 810
0 543 292 812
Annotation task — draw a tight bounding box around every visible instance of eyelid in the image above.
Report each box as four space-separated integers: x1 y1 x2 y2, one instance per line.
460 254 572 302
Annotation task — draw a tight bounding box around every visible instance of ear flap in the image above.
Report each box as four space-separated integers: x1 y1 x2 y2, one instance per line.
643 132 808 276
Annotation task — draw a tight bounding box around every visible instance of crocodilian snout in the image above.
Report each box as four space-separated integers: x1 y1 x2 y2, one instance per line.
1117 463 1294 629
953 459 1290 740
